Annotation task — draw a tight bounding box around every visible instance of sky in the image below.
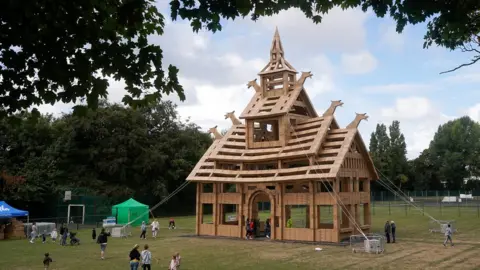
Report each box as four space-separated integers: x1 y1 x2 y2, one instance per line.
38 3 480 160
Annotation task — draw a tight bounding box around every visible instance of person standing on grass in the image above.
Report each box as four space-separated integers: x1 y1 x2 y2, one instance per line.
50 228 58 243
42 230 47 244
168 254 177 270
245 218 250 239
129 244 141 270
384 220 391 243
175 252 181 269
61 228 68 246
43 253 53 270
265 218 271 239
30 223 37 243
97 228 111 259
92 228 96 242
141 244 152 270
390 221 396 243
140 221 147 239
151 219 159 238
443 224 454 247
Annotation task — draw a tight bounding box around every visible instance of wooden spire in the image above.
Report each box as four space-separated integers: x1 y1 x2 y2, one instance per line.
258 27 296 75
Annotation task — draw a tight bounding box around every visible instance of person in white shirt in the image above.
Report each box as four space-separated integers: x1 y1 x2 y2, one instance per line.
141 244 152 270
175 252 181 269
151 219 159 238
50 228 58 242
168 254 177 270
443 224 454 247
30 223 37 243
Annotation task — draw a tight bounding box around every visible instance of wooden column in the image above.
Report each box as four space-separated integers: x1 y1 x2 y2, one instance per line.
333 177 341 242
309 180 316 241
238 184 244 238
271 193 276 240
279 182 284 240
196 182 201 235
213 183 218 236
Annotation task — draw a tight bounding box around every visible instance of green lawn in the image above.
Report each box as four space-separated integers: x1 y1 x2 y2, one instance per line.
1 205 480 270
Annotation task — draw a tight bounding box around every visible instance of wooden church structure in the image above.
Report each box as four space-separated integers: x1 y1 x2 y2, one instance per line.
186 28 379 243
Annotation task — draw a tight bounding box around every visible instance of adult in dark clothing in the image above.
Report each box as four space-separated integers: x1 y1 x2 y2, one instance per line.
265 219 271 239
390 221 396 243
97 228 111 259
245 218 250 239
384 220 391 243
129 244 141 270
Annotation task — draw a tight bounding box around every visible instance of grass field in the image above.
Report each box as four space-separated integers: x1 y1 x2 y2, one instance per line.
1 205 480 270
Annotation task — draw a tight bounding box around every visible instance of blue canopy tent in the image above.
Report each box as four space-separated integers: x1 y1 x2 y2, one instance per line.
0 201 29 218
0 201 29 240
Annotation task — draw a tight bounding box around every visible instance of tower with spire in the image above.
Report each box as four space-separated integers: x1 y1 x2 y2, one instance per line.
187 28 378 244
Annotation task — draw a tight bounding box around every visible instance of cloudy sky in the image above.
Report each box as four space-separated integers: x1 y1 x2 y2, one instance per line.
38 4 480 160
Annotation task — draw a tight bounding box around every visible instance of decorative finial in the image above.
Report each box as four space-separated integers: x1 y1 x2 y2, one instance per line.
322 100 344 117
346 113 369 129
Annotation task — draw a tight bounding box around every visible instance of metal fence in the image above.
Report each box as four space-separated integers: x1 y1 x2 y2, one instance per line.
370 190 480 218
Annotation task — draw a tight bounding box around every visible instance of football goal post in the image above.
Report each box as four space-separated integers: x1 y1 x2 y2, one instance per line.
67 204 85 224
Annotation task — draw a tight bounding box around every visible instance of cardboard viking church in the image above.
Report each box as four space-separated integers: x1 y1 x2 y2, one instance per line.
186 28 378 243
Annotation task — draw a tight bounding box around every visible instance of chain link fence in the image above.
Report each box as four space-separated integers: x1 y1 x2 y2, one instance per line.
370 190 480 218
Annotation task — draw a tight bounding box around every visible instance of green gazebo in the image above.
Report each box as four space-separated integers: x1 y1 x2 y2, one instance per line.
111 198 149 227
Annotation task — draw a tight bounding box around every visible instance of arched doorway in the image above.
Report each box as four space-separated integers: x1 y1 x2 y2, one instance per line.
247 190 275 239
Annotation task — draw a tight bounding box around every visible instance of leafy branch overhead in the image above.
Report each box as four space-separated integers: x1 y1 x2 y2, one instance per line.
0 0 185 118
170 0 480 74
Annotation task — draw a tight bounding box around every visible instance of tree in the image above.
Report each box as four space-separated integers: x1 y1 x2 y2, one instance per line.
369 121 409 190
171 0 480 73
0 101 212 217
1 0 184 118
387 121 409 189
427 116 480 190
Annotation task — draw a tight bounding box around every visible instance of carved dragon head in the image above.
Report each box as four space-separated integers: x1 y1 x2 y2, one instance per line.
224 110 235 120
208 125 218 134
246 78 258 89
355 113 369 121
301 71 313 79
331 100 344 108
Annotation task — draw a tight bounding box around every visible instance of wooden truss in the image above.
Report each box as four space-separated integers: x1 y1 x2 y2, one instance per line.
187 28 379 243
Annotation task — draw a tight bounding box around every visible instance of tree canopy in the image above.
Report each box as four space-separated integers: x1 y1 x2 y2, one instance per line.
171 0 480 74
370 117 480 192
1 1 478 118
0 101 212 216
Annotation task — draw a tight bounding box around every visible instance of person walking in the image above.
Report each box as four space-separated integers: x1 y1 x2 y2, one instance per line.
384 220 391 243
140 221 147 239
141 244 152 270
97 228 111 259
265 218 271 239
129 244 141 270
443 224 454 247
151 219 159 238
390 221 396 243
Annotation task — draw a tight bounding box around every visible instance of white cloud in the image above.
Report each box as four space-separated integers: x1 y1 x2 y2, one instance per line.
443 73 480 84
340 51 378 74
380 97 436 120
379 24 405 52
378 97 455 158
361 83 434 94
466 103 480 122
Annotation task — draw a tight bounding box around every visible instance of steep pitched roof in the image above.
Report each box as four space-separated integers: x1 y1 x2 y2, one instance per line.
187 113 375 183
239 74 318 119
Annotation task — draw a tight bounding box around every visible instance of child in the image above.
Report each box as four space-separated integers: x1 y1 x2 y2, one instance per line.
61 229 68 246
169 218 176 230
140 221 147 239
92 228 96 242
443 224 454 247
175 252 181 269
43 253 53 270
50 228 58 243
141 244 152 270
168 254 177 270
42 230 47 244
